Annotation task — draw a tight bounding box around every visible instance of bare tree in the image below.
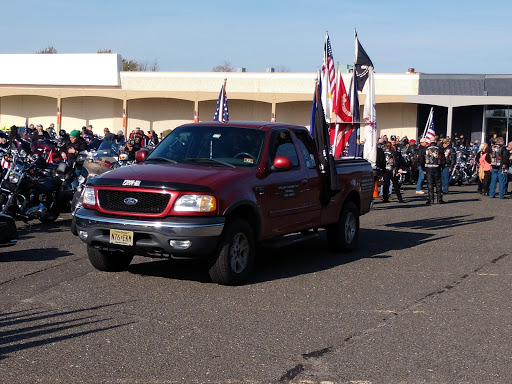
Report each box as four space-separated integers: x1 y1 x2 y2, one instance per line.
149 59 159 72
212 60 233 72
36 46 57 54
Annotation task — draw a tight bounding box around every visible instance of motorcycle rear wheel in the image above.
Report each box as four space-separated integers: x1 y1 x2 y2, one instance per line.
39 209 60 223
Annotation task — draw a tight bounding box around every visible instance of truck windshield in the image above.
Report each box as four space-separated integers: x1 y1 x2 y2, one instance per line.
146 125 267 168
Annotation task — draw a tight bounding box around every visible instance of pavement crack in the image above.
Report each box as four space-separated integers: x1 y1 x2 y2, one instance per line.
275 253 510 383
0 256 84 286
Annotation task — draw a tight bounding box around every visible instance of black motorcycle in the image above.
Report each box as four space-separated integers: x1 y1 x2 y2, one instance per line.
0 146 75 223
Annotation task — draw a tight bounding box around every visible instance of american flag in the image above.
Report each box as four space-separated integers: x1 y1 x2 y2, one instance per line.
424 108 436 143
321 32 336 123
213 81 229 122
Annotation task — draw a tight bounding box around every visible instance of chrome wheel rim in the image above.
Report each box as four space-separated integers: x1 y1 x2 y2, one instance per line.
230 232 250 274
344 212 356 244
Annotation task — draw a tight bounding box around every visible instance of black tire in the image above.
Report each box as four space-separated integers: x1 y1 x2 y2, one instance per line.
39 210 60 224
70 216 78 236
326 201 360 252
87 245 134 272
208 219 255 285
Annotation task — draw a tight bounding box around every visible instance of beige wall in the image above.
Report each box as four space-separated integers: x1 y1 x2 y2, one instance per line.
0 95 56 127
127 98 193 135
198 100 272 123
377 103 418 139
277 101 312 127
62 97 123 135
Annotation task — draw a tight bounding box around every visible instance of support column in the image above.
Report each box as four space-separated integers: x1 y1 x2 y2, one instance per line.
194 99 199 122
271 100 276 122
56 97 62 130
482 105 487 144
122 99 128 137
446 106 453 139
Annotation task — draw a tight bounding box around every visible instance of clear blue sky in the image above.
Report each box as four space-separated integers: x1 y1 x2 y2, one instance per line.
2 0 511 74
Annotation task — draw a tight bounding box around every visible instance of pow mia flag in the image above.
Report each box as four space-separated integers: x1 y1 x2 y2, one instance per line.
354 31 373 92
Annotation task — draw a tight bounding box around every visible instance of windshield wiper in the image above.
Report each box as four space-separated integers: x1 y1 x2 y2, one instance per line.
183 158 236 168
146 157 177 164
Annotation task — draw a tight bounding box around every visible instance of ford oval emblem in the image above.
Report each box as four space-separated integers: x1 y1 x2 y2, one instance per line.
124 197 138 206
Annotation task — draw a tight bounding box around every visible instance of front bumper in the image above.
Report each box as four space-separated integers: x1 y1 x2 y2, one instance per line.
75 208 225 259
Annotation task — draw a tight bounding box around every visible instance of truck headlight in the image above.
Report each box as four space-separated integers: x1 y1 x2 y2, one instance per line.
174 195 217 212
83 186 96 206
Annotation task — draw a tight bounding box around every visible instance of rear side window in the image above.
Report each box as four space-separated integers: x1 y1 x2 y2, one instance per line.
269 131 299 168
295 130 317 169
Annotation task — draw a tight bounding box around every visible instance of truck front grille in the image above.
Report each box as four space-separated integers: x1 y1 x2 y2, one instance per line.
98 190 170 214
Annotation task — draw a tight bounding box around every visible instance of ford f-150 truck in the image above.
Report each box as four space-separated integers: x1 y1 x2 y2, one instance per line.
75 122 373 284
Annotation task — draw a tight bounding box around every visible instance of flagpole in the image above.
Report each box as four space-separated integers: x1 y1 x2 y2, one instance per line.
422 107 433 138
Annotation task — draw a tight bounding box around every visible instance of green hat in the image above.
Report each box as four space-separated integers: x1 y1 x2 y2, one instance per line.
70 130 81 138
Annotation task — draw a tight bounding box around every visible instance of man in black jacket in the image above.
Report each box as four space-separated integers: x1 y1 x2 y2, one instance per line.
441 138 456 194
382 141 405 203
489 137 509 199
420 140 446 204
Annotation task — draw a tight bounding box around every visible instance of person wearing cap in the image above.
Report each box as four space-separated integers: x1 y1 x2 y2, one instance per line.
116 130 125 144
420 138 446 204
124 139 137 161
30 124 49 142
441 138 456 194
61 129 87 166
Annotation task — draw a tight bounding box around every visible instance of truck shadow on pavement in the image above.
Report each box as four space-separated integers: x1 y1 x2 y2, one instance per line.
127 227 442 284
0 248 73 262
0 303 134 361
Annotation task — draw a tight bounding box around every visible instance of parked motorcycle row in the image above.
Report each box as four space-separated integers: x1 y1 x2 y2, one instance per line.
0 134 135 246
395 145 478 187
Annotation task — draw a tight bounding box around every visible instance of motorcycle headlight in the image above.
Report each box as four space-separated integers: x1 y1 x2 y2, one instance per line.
8 172 19 184
174 195 217 212
83 186 96 207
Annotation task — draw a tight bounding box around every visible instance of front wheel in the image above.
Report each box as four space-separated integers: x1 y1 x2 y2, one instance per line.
326 201 360 252
208 219 255 285
87 245 134 272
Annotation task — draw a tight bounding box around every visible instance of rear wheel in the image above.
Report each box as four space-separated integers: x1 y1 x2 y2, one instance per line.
326 201 359 252
209 219 255 285
87 245 134 272
39 209 60 223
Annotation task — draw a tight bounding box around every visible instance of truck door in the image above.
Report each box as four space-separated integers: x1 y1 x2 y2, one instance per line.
256 129 318 237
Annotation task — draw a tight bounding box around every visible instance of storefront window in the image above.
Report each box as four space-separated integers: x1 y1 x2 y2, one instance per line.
485 105 511 143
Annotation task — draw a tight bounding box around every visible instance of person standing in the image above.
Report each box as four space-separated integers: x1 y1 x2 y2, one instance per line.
476 143 492 195
420 140 446 204
489 137 509 199
441 138 456 194
415 138 428 194
382 141 405 203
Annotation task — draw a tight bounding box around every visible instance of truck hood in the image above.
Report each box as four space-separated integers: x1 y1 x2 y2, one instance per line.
88 163 251 192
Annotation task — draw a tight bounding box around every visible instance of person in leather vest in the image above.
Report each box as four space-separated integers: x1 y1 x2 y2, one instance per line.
420 140 446 204
441 138 456 194
382 141 405 203
489 137 509 199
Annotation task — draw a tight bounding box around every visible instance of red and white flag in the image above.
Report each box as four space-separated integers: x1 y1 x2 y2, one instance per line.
321 32 336 123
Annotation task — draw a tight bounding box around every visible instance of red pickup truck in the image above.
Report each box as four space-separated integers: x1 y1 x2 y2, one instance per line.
75 122 373 284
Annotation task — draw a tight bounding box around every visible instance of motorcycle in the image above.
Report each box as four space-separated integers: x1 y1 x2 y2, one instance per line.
0 145 75 223
70 142 133 235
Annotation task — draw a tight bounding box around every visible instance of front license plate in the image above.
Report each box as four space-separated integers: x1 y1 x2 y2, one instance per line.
110 229 134 246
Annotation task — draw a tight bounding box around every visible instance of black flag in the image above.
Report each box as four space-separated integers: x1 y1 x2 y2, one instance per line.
355 31 373 92
313 80 340 206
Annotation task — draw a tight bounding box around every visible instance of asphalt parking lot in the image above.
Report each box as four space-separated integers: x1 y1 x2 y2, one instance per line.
1 183 511 384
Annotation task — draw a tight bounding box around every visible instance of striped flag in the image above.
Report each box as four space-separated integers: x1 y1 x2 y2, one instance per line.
423 108 436 143
321 32 336 123
213 80 229 122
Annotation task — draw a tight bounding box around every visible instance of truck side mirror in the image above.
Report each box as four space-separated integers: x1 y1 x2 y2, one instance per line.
271 156 292 172
135 149 149 163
